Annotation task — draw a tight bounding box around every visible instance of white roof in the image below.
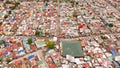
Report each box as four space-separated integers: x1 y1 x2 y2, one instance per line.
53 37 57 42
74 58 85 64
66 55 75 62
115 56 120 61
62 64 69 68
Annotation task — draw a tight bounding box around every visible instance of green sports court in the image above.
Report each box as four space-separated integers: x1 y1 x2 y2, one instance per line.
61 40 84 58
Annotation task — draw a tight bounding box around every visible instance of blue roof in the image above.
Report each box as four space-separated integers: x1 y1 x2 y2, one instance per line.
0 40 5 42
4 43 10 47
28 55 35 60
5 51 9 56
18 50 24 54
110 48 116 56
45 2 48 7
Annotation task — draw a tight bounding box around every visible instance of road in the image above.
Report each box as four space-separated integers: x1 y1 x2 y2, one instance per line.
10 49 48 68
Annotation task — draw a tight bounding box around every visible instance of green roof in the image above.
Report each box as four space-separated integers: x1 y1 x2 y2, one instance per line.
61 41 84 57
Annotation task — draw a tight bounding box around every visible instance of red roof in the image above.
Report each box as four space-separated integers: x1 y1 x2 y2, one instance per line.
82 63 90 68
17 42 22 47
11 43 17 48
49 63 56 68
13 55 18 59
64 22 69 25
78 24 83 29
15 60 21 65
36 20 40 23
0 26 3 30
26 12 30 14
6 47 11 52
12 23 17 29
30 44 37 51
33 65 39 68
23 58 29 63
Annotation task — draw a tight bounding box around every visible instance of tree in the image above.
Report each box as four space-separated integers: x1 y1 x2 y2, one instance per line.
109 23 114 27
10 6 16 10
5 1 12 4
76 2 78 5
92 16 95 19
0 41 3 45
0 58 2 62
101 35 108 40
14 2 20 7
6 59 11 64
0 22 2 26
27 38 32 44
35 30 40 36
45 40 54 49
73 11 78 17
4 14 9 19
8 11 12 14
9 2 20 10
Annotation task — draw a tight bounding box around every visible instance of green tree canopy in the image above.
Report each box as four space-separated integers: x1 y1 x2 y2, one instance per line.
4 14 9 19
73 11 78 17
0 22 3 26
8 11 12 14
0 58 2 62
0 41 3 45
45 40 54 49
35 30 40 36
5 1 13 4
14 2 20 7
6 59 11 64
109 23 114 27
27 38 33 44
101 35 108 40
